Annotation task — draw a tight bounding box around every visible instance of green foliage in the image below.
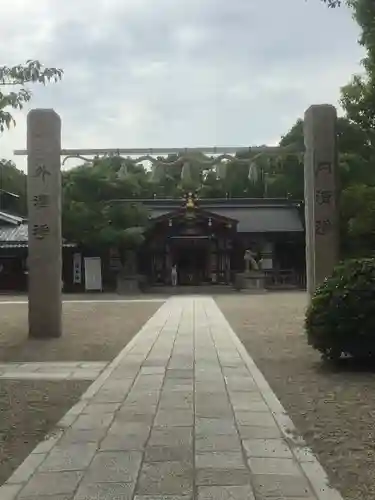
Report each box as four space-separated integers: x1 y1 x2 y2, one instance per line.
320 0 343 6
305 258 375 360
340 184 375 255
0 60 63 132
0 159 26 215
62 158 149 250
339 0 375 145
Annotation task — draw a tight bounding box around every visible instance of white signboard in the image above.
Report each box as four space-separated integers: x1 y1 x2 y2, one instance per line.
73 253 82 284
84 257 102 291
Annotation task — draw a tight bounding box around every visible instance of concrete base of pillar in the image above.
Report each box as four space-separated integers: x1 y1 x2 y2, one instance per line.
116 276 140 295
234 272 267 293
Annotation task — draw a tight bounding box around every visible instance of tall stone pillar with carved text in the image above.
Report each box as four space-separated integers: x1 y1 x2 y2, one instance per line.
27 109 62 338
304 105 339 299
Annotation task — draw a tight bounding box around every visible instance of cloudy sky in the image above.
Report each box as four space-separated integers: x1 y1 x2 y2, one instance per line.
0 0 365 170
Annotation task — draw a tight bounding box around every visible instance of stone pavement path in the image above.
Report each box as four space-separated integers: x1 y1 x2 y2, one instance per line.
0 362 107 380
0 297 343 500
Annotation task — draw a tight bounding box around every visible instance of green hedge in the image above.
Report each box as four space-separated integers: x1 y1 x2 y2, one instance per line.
305 258 375 360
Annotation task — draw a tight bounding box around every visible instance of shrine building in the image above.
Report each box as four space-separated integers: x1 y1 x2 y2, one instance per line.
0 196 306 292
134 195 305 289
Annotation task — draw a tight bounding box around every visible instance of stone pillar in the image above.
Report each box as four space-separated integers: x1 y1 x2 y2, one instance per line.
304 105 339 299
27 109 62 338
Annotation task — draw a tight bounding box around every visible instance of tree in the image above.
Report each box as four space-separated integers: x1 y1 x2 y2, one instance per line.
0 159 27 215
339 0 375 143
320 0 343 6
0 60 63 132
62 158 149 259
340 184 375 256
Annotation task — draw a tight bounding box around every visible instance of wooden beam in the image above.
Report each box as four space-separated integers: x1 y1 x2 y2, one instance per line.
14 146 286 157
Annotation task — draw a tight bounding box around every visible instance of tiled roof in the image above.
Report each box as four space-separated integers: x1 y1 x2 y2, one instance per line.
0 223 76 248
149 206 304 233
0 223 28 244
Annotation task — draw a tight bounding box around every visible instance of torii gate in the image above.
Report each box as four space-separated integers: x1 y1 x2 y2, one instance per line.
14 105 339 338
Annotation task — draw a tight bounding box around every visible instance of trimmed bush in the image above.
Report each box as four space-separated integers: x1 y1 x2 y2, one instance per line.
305 258 375 360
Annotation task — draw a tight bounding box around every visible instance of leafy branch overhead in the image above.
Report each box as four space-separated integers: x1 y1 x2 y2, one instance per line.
320 0 343 6
0 60 63 132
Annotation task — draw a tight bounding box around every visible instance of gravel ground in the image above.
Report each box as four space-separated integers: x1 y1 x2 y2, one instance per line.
0 301 161 362
217 292 375 500
0 379 89 485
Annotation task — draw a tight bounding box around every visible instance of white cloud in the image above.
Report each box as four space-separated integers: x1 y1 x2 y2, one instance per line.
0 0 365 172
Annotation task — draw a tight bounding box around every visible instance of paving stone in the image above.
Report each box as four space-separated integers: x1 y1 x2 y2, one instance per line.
132 382 164 392
197 485 255 500
39 443 97 472
125 391 161 406
144 359 169 367
145 445 193 462
232 400 269 412
108 421 151 436
116 409 155 424
87 389 129 403
195 404 233 419
248 457 302 475
100 433 149 451
237 425 283 440
7 452 46 483
0 484 23 500
222 367 251 376
74 481 135 500
118 403 158 415
218 359 243 368
136 461 193 496
139 366 166 374
233 411 277 427
195 394 231 407
148 427 192 447
59 427 108 444
154 409 193 427
166 369 194 379
163 381 193 391
195 434 242 452
82 402 121 414
83 451 142 482
243 438 293 459
252 473 314 497
72 413 114 430
196 468 251 486
225 375 255 385
8 298 337 500
195 418 237 436
195 386 227 395
135 496 191 500
195 374 223 383
196 452 246 469
18 471 83 497
158 396 193 411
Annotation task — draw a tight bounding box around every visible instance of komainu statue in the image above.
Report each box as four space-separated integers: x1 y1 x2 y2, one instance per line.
244 249 259 272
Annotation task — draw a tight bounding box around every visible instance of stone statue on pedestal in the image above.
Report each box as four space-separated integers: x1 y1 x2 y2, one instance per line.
244 249 259 272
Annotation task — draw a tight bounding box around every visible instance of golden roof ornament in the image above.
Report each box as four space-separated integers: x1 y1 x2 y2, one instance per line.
183 191 198 211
